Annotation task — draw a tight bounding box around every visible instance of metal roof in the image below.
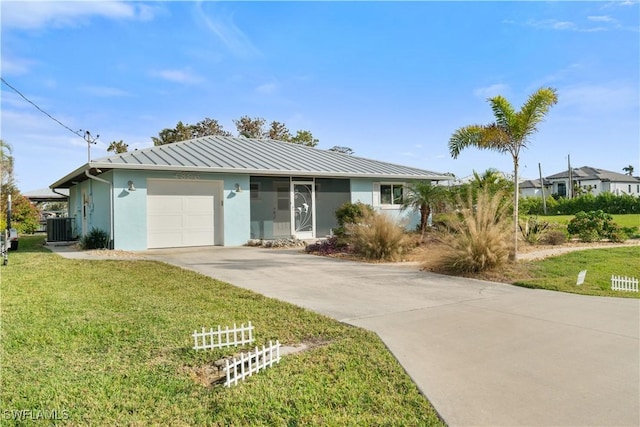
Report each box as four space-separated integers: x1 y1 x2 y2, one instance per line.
51 136 451 188
546 166 640 183
24 187 69 202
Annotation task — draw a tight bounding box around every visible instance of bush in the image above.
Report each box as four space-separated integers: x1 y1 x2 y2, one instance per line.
622 226 640 239
519 216 549 244
345 211 409 261
80 228 110 249
334 202 374 236
540 223 568 245
567 210 625 242
305 236 350 256
439 189 512 273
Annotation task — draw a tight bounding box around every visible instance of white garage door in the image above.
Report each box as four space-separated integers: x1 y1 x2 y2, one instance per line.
147 179 220 249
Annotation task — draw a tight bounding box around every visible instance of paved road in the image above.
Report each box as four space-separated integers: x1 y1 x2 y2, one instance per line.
55 245 640 426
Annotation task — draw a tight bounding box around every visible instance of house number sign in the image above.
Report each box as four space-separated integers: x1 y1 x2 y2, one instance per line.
175 172 200 180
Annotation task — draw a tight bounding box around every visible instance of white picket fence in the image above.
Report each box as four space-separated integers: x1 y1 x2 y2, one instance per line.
192 322 254 350
611 275 639 292
224 340 281 387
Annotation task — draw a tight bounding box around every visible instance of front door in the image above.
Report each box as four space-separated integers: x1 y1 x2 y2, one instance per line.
292 181 315 239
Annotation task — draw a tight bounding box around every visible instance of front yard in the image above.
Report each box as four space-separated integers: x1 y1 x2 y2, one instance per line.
0 236 443 426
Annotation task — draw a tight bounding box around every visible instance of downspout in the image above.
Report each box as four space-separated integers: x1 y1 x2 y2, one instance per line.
52 188 67 198
84 169 114 249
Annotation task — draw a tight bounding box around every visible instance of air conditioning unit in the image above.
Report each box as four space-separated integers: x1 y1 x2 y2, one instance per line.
47 218 72 242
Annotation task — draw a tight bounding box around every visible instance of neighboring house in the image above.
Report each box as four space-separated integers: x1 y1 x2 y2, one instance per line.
544 166 640 198
519 178 552 198
24 188 69 205
50 136 450 250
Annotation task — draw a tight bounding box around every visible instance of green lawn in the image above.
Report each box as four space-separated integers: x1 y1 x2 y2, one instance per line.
514 246 640 297
0 236 443 426
536 213 640 229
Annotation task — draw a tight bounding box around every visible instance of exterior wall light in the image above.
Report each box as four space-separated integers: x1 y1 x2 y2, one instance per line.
127 180 136 191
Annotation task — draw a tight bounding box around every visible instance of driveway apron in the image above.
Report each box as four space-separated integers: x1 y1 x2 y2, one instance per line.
144 246 639 427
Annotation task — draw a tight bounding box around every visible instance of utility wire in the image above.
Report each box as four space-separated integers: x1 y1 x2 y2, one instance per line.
1 77 85 138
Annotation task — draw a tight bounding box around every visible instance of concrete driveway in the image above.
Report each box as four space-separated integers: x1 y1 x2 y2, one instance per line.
142 246 639 426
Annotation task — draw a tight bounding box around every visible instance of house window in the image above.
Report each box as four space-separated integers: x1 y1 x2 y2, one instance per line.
380 184 404 205
250 183 260 200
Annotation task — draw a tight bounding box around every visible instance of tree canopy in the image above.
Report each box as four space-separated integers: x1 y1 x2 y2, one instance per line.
107 140 129 154
152 116 321 148
0 139 40 232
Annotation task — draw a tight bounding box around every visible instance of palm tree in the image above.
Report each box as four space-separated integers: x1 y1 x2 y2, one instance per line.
401 181 448 240
470 168 513 195
448 87 558 260
623 165 634 176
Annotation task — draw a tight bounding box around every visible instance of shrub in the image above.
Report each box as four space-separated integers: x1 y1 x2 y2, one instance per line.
519 216 549 244
622 226 640 239
305 236 350 256
334 202 374 236
567 210 625 242
438 188 512 273
345 211 409 261
540 223 568 245
80 227 110 250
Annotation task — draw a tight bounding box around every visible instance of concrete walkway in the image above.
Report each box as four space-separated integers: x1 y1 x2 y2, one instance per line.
51 245 640 426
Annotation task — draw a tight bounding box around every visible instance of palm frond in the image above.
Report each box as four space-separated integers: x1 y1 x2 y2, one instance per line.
448 125 484 158
489 96 515 130
515 87 558 141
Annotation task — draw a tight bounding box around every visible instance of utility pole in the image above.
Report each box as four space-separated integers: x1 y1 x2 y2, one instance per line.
538 163 547 214
84 131 99 163
567 154 572 199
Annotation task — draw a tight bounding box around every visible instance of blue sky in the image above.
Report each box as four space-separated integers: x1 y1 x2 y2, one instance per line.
2 1 638 192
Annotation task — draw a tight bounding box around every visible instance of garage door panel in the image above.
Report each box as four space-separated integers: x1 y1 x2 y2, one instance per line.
184 196 213 211
148 214 183 231
185 214 214 229
147 180 219 249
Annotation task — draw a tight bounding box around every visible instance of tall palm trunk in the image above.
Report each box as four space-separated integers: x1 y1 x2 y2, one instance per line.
512 158 519 260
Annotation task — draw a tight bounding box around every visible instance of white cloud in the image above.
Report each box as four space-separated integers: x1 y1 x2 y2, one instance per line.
527 63 583 90
473 84 510 99
526 18 609 32
2 1 156 30
80 86 131 97
0 56 37 76
588 15 616 23
256 82 277 95
194 1 261 59
558 81 639 114
151 69 204 85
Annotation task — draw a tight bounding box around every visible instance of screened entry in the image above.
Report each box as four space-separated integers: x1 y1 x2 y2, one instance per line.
249 177 350 240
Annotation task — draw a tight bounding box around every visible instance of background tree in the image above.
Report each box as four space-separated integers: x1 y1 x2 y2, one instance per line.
266 121 291 141
153 115 320 146
289 130 319 147
107 140 129 154
0 140 39 232
152 118 230 146
469 168 513 196
622 165 634 176
1 140 15 192
401 181 448 240
191 118 231 138
448 87 558 260
328 146 354 155
234 116 266 138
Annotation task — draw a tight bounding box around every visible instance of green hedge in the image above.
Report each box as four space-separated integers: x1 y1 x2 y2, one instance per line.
520 193 640 215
